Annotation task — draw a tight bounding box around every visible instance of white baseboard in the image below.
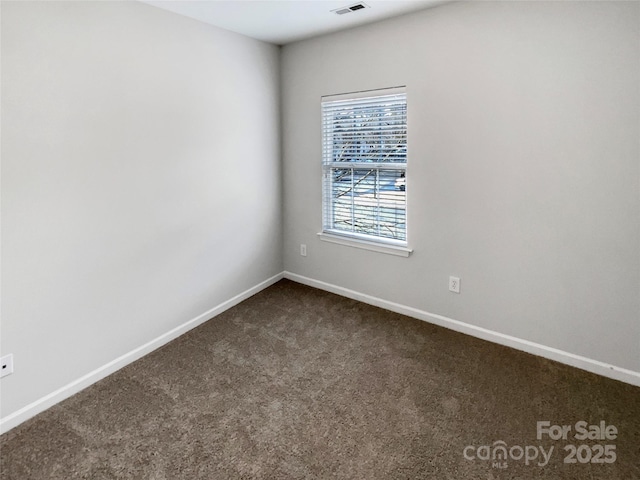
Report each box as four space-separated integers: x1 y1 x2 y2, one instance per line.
0 272 284 435
284 271 640 388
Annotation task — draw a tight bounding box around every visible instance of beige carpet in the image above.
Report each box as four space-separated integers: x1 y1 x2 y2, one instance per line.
1 279 638 479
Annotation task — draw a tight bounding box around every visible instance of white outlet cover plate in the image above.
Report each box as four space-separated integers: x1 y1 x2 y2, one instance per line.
1 354 14 378
449 276 460 293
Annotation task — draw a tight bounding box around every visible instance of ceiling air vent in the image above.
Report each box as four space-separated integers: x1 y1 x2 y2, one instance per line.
332 2 370 15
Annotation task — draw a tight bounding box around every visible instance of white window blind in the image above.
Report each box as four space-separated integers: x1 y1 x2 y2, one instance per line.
322 88 407 245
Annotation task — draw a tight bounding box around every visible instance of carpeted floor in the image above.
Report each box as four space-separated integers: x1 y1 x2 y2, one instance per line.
1 279 638 479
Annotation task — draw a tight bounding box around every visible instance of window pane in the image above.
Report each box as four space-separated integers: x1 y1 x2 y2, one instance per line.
328 167 406 241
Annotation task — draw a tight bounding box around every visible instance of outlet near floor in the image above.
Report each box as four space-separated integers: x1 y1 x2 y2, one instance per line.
449 276 460 293
1 354 14 378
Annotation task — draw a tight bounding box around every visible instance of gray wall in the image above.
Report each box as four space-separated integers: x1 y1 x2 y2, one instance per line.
1 1 281 418
282 1 640 372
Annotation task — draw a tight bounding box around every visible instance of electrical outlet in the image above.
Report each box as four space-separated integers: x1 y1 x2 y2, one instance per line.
300 244 307 257
449 276 461 293
0 354 14 378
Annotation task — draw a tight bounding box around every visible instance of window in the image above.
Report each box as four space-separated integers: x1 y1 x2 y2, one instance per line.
320 87 410 256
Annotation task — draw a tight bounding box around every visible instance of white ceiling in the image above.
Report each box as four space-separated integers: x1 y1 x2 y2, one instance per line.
139 0 449 45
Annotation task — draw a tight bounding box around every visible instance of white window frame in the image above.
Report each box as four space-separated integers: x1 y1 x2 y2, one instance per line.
318 87 412 257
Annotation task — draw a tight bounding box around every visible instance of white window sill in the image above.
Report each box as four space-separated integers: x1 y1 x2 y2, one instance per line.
317 232 413 257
